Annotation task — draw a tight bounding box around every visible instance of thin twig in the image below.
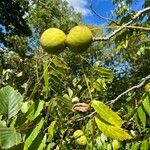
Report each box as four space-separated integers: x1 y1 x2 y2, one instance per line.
93 7 150 42
77 111 96 122
90 0 117 24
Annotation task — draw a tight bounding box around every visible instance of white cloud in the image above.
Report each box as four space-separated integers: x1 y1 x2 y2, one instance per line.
66 0 91 16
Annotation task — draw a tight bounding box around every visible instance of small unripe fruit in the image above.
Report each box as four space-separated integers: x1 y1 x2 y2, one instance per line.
66 25 93 53
40 28 66 54
76 135 87 146
73 130 84 139
112 140 121 150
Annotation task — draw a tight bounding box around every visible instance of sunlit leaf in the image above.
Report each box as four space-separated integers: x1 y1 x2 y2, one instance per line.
131 142 140 150
24 117 44 150
140 140 149 150
0 125 22 149
142 95 150 116
48 121 56 142
95 116 132 141
92 100 124 127
0 86 23 119
137 106 146 127
26 100 44 121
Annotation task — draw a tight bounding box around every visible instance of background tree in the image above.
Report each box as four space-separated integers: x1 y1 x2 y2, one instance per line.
0 0 31 46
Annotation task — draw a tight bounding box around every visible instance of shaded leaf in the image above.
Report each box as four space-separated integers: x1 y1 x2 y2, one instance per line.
52 57 69 69
134 113 141 132
27 132 45 150
9 143 24 150
57 96 73 110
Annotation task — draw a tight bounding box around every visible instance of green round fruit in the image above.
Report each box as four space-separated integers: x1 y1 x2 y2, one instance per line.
145 83 150 92
66 25 93 53
112 140 121 150
76 135 87 146
40 28 66 54
73 130 84 139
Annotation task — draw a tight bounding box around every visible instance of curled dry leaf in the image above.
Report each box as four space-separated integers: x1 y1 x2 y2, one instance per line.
72 103 90 112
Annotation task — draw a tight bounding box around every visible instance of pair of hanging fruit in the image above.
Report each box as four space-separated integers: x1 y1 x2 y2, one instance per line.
73 130 87 146
40 25 93 54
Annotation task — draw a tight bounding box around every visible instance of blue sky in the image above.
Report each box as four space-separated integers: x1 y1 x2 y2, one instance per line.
67 0 144 25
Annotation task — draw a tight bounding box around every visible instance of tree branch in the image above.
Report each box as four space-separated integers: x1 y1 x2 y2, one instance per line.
93 7 150 42
106 74 150 105
77 74 150 121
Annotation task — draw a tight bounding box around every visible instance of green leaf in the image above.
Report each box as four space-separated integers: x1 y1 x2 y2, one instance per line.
137 106 146 127
85 119 94 135
93 79 107 91
95 116 132 141
134 113 141 132
131 142 140 150
142 95 150 116
140 140 149 150
47 143 56 150
57 96 73 110
0 86 23 119
24 117 44 150
52 57 69 69
0 125 22 149
21 101 32 114
26 100 44 121
48 121 56 142
91 100 124 127
95 136 103 150
27 132 46 150
38 134 47 150
94 66 114 82
9 143 24 150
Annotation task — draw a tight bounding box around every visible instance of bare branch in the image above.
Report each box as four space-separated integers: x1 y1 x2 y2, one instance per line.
106 74 150 105
93 7 150 42
90 0 117 24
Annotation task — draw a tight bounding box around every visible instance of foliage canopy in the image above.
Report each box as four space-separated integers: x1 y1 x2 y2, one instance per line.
0 0 150 149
